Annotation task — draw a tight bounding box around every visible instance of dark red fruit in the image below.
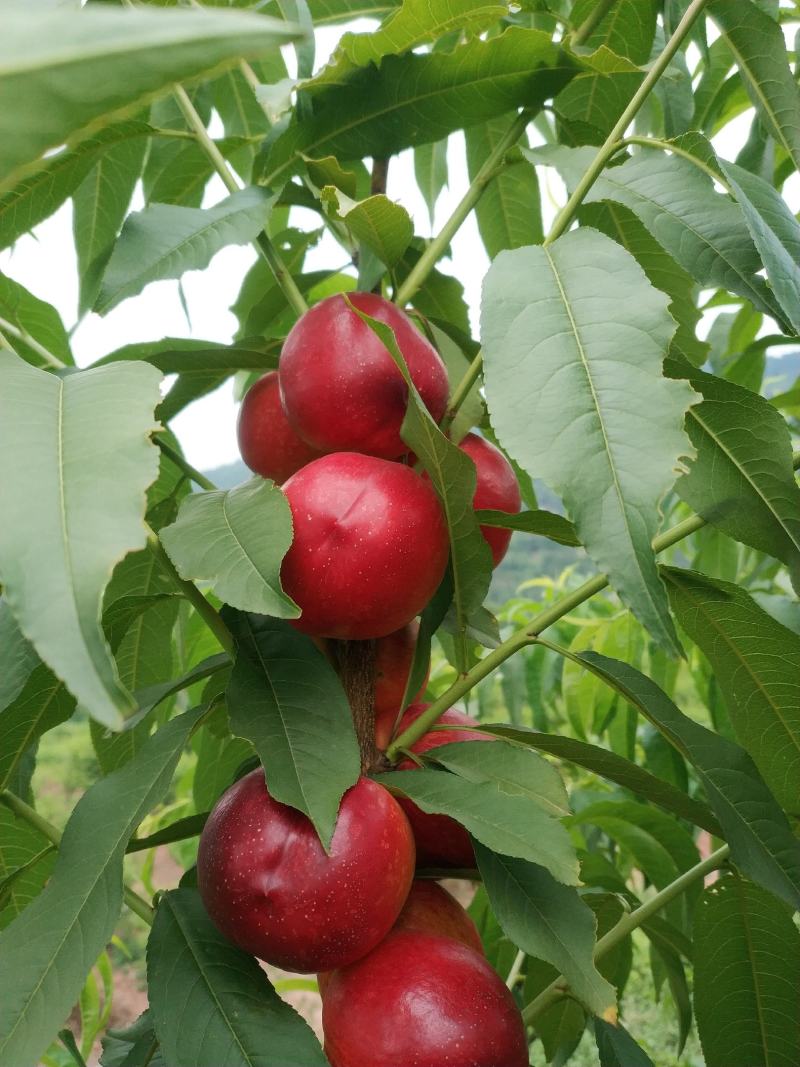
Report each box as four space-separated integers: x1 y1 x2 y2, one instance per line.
395 704 493 869
280 453 449 640
197 770 415 973
374 622 429 749
237 371 324 483
393 880 484 955
279 292 449 459
322 932 529 1067
319 879 481 998
459 432 521 567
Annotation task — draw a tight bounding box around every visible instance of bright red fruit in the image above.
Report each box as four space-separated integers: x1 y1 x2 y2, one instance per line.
374 622 429 749
395 704 493 869
279 292 449 459
197 770 415 973
280 453 449 640
322 932 529 1067
459 432 521 567
393 880 484 955
237 371 325 483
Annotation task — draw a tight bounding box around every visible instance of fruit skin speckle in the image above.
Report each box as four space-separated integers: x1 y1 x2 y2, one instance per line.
197 770 415 973
322 931 529 1067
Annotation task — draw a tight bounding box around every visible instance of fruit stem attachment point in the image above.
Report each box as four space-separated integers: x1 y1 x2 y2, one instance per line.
330 639 386 774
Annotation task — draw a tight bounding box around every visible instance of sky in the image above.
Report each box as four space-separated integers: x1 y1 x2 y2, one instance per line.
1 15 795 472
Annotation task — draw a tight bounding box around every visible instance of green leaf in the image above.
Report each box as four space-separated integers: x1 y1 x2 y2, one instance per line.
414 139 448 224
421 739 570 817
73 134 147 315
0 3 300 195
259 28 574 186
0 707 204 1067
160 479 298 619
577 650 800 911
225 612 360 849
348 301 493 666
0 601 40 715
308 0 507 90
694 874 800 1067
555 65 643 146
571 800 700 930
0 354 162 728
664 569 800 815
97 337 281 422
128 812 209 855
465 115 543 257
475 508 579 547
96 188 273 314
295 0 397 23
192 713 253 812
719 159 800 335
91 563 180 775
0 273 73 369
474 843 615 1015
482 725 720 834
668 360 800 591
147 888 327 1067
321 186 413 267
0 123 152 251
594 1019 655 1067
0 810 55 931
0 666 75 791
481 227 695 654
578 200 707 367
710 0 800 175
376 768 579 884
528 145 789 328
100 1011 164 1067
569 0 658 64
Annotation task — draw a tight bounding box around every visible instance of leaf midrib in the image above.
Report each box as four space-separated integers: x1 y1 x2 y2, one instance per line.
164 896 256 1066
542 245 665 631
688 403 800 557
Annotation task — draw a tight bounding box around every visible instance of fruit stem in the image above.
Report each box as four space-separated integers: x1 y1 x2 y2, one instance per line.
543 0 711 246
522 844 730 1025
149 531 236 657
330 639 386 774
394 108 531 308
440 350 484 435
0 789 155 926
153 434 218 492
171 84 309 319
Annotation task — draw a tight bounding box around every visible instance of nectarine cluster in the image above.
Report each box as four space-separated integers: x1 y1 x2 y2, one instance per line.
205 294 529 1063
198 772 529 1065
237 292 521 641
